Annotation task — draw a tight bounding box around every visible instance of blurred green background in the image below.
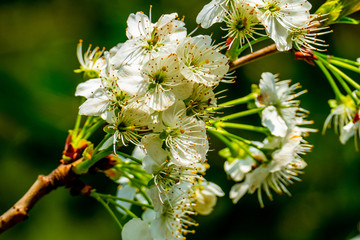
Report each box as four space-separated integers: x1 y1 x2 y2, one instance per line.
0 0 360 239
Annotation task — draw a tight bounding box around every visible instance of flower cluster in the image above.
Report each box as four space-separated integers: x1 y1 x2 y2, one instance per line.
221 72 314 206
75 10 227 239
197 0 331 52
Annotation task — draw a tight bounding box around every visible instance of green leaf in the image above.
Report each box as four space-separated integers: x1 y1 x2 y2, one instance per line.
147 178 155 188
316 0 343 25
316 0 360 25
336 16 359 24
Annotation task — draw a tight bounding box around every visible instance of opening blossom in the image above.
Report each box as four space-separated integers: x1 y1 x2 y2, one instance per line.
255 72 307 137
229 127 312 206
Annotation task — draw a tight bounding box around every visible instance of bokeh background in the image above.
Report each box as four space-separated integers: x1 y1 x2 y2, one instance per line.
0 0 360 239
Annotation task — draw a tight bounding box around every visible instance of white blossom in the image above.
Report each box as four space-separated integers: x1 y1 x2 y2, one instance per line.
256 72 307 137
112 12 186 66
193 180 224 215
75 52 130 119
118 54 192 111
104 101 152 146
230 127 310 206
290 14 331 52
252 0 312 51
142 101 209 166
183 83 218 120
148 182 197 240
222 1 263 52
323 96 356 136
177 35 229 86
225 158 253 181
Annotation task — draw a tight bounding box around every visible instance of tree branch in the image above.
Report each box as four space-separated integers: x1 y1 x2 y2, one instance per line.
229 44 279 71
0 160 81 234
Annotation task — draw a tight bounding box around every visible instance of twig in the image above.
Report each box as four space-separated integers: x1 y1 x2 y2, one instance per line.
0 160 82 234
229 44 279 71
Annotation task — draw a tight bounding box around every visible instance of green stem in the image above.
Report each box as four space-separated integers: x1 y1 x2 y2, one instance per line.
218 122 270 134
329 68 359 105
237 36 269 56
207 128 237 156
315 52 360 66
97 193 153 209
93 133 112 154
91 191 123 230
137 187 152 205
121 171 149 187
211 93 255 111
208 128 260 160
327 64 360 90
73 114 82 136
74 116 94 142
116 152 142 165
83 119 105 139
329 59 360 74
315 59 343 100
208 127 255 147
108 199 138 219
120 165 149 175
221 108 263 121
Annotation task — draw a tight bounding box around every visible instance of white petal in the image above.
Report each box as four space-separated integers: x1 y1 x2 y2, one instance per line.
117 64 146 96
78 96 109 116
126 12 152 39
99 135 115 150
75 78 104 98
196 0 228 28
116 185 137 214
262 106 288 137
224 157 254 182
141 134 168 173
205 181 225 197
132 146 146 160
145 86 176 111
122 218 153 240
230 182 249 204
340 122 355 144
142 209 156 224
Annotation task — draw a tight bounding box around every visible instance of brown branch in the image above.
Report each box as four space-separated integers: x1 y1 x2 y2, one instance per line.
0 160 81 234
229 44 279 71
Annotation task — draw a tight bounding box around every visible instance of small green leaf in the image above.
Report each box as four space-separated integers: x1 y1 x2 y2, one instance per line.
316 0 360 25
147 178 155 188
316 0 343 25
336 16 359 24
